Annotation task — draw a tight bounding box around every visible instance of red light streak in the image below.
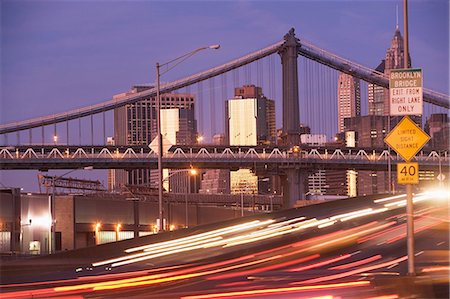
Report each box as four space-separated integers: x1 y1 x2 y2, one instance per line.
180 281 370 299
288 254 351 272
92 256 280 291
296 256 407 284
329 255 382 270
386 220 443 244
422 266 450 273
208 254 320 280
357 222 401 244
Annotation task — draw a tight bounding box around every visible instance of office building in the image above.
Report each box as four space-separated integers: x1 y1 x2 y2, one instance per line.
335 73 360 197
112 85 197 191
344 115 393 195
369 27 413 117
199 134 230 194
337 73 361 132
225 85 276 194
425 113 449 150
368 60 386 116
360 26 415 194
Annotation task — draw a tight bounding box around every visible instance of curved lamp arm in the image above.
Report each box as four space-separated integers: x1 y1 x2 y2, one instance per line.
159 45 220 76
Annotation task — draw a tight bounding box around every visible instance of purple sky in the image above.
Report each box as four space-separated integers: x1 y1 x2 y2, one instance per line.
1 0 449 191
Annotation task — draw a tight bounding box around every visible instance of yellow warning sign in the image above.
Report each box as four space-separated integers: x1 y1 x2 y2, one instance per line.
397 162 419 185
384 116 430 162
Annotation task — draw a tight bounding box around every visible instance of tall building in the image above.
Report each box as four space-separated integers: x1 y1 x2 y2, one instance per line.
368 26 411 117
225 85 276 194
337 73 361 133
111 85 197 191
335 73 360 197
424 113 449 150
368 60 386 116
199 134 230 194
226 85 276 146
300 134 328 196
344 115 393 195
361 26 414 195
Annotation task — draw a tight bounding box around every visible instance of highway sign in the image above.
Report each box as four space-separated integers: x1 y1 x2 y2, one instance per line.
397 162 419 185
389 68 423 116
437 173 446 181
149 135 173 154
384 116 430 161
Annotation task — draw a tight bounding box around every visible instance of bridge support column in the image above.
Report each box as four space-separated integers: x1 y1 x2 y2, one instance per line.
281 169 308 208
279 28 301 145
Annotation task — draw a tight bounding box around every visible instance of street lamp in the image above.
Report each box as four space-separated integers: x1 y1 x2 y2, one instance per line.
94 222 101 245
155 44 220 232
196 135 204 143
49 166 93 253
160 168 198 230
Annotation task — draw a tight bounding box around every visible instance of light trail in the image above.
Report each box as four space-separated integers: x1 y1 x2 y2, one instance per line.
124 220 266 253
180 281 370 299
93 256 280 291
296 256 407 284
207 254 320 280
288 254 352 272
373 194 406 204
421 266 450 273
93 236 222 267
93 219 275 268
329 255 382 270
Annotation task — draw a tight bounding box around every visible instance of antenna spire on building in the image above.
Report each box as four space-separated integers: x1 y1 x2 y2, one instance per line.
396 5 399 30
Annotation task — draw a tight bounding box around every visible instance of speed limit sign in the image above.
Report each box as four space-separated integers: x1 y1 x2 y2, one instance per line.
397 162 419 185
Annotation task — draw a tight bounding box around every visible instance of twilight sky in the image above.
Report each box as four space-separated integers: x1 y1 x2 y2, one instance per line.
0 0 449 191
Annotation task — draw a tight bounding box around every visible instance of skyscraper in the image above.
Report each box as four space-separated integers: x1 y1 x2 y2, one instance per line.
111 85 197 191
368 60 386 116
337 73 361 132
344 115 390 195
226 85 276 146
199 134 230 194
368 26 411 117
361 25 414 195
225 85 276 194
335 73 360 197
424 114 450 150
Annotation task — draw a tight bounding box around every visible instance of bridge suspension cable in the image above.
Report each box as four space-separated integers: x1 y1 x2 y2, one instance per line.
0 40 284 135
298 39 450 109
1 35 449 137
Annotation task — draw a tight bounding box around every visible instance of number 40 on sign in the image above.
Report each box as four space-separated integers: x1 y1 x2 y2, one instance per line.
397 162 419 185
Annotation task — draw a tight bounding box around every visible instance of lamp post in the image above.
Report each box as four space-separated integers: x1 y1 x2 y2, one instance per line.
160 168 198 230
155 44 220 232
49 166 93 253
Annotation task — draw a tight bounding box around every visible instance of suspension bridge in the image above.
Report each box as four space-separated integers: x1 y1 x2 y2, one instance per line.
1 28 449 207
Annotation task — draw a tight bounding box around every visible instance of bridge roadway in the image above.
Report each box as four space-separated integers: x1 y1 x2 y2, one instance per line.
0 145 447 171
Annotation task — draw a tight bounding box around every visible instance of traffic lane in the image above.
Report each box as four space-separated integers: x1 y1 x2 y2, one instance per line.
1 192 446 298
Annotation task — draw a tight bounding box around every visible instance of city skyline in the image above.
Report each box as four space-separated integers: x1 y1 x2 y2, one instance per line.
2 1 448 124
0 1 448 192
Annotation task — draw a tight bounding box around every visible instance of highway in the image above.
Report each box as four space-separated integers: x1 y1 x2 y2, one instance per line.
1 189 449 298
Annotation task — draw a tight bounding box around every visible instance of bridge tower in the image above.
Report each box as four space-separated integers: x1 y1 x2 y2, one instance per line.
279 28 301 145
279 28 308 208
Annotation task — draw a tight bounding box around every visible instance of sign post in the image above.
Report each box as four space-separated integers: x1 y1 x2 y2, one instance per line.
386 64 427 276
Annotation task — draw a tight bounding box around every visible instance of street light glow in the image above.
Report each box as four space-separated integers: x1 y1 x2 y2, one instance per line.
426 188 450 201
208 44 220 50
